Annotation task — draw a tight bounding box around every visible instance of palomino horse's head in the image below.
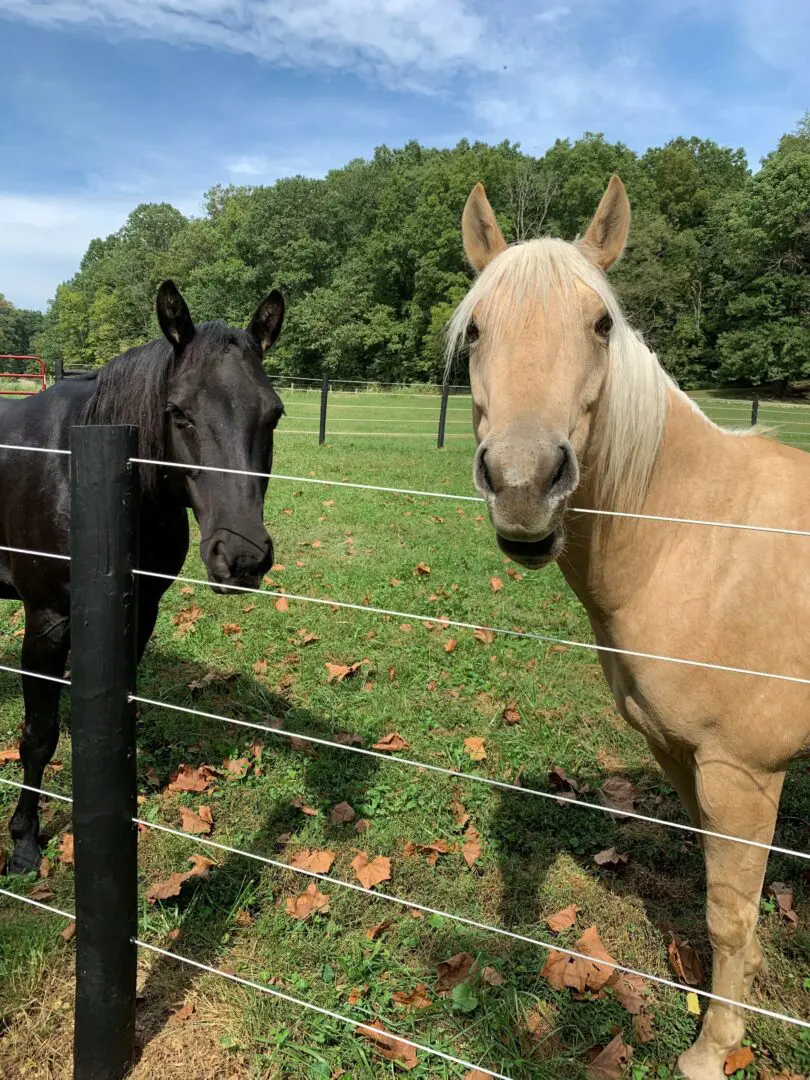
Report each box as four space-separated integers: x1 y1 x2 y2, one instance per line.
448 176 646 569
156 281 285 592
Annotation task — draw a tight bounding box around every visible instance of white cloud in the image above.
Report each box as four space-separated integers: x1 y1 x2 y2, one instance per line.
0 194 134 308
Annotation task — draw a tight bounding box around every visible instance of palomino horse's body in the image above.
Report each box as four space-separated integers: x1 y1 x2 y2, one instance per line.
449 176 809 1080
1 281 285 874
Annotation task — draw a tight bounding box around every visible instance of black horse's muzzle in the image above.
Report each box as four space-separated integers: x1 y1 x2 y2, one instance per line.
202 528 274 594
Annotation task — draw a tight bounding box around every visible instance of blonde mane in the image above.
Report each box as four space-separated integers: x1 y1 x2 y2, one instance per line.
445 238 673 513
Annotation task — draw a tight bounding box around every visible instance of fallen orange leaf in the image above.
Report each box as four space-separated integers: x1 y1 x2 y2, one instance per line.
723 1047 754 1075
546 904 580 932
371 731 409 752
436 952 476 992
221 623 242 636
0 746 20 764
542 926 616 993
464 736 486 761
330 802 356 824
275 597 289 613
57 833 74 866
179 806 214 836
392 983 432 1009
359 1020 418 1069
289 849 336 874
444 638 458 653
586 1034 633 1080
285 882 330 920
462 826 482 869
414 562 431 576
172 605 203 638
473 628 496 644
146 855 215 903
667 933 704 986
351 852 391 890
489 577 503 593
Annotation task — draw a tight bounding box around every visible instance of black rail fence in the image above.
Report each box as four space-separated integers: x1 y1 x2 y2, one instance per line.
5 420 810 1079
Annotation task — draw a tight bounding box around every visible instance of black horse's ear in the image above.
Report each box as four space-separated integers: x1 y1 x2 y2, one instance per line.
247 290 285 352
156 280 195 351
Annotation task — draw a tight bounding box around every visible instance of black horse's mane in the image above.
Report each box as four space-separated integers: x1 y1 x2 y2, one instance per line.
81 321 231 493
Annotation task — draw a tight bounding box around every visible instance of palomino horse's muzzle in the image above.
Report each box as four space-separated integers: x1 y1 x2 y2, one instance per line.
474 427 579 569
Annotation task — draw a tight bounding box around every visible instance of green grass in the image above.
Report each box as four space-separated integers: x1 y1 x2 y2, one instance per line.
1 395 809 1078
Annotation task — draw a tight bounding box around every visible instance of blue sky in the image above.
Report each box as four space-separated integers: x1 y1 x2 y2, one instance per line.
1 0 809 311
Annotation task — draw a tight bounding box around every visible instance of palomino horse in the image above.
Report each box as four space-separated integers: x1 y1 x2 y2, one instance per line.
448 176 809 1080
1 281 285 874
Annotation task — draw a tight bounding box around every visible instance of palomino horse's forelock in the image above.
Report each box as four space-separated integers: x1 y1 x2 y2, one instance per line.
445 237 671 513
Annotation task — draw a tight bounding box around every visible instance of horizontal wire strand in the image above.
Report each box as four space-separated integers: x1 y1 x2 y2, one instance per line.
0 443 70 456
134 940 511 1079
0 662 70 686
280 430 471 437
283 414 469 425
136 821 810 1031
0 543 70 561
0 886 75 920
131 568 810 689
0 775 73 803
129 459 810 538
130 695 809 861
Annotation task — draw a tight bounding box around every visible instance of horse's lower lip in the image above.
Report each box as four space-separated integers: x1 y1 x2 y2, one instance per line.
496 530 560 566
207 574 261 596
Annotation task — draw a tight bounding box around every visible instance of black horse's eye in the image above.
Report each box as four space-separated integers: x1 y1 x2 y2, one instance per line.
466 319 480 345
166 403 192 428
595 313 613 341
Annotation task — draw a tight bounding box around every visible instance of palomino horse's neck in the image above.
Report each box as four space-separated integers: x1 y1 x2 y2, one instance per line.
560 386 732 616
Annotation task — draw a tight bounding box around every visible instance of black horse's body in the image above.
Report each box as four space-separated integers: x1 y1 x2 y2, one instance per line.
0 282 285 872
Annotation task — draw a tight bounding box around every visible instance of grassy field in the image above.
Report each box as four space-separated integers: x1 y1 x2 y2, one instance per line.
1 391 809 1079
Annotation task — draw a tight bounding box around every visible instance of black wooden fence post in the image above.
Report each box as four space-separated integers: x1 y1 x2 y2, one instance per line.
751 395 759 426
70 425 139 1080
54 358 64 382
437 381 450 449
319 374 329 445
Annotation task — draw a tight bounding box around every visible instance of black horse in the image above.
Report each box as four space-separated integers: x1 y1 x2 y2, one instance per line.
0 281 285 873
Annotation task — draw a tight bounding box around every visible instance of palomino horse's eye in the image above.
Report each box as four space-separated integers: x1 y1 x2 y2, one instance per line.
594 313 613 342
465 320 480 345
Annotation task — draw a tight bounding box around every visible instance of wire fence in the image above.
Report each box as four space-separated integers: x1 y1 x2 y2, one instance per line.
2 429 810 1078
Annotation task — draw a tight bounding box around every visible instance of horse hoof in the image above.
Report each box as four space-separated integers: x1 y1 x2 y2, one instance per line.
7 841 41 876
677 1046 727 1080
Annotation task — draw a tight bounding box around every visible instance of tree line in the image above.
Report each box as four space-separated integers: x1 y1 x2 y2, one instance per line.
11 116 810 391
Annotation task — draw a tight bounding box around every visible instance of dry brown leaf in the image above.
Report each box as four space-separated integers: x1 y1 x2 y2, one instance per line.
187 670 218 691
348 984 368 1005
359 1020 418 1069
291 796 318 816
355 818 371 834
172 605 203 637
586 1034 633 1080
388 666 396 682
463 1073 495 1080
167 764 221 794
58 833 74 866
249 738 264 759
285 882 330 920
542 926 616 993
489 577 504 593
451 798 469 829
436 952 476 993
599 776 639 814
29 882 54 902
171 1001 196 1022
632 1013 655 1044
546 904 581 933
223 757 251 780
610 972 647 1014
61 922 77 943
548 765 580 793
481 966 504 986
330 801 356 824
352 852 391 890
325 660 364 683
667 933 704 986
507 568 523 580
234 909 254 927
464 736 486 761
390 578 401 586
502 704 521 725
399 623 412 633
473 628 496 644
179 806 214 836
372 731 409 752
723 1047 755 1075
252 659 269 677
392 983 432 1009
146 855 215 903
36 856 51 880
462 826 482 869
289 848 336 874
414 562 431 576
769 881 799 927
275 597 289 613
179 585 195 596
365 919 393 941
444 638 458 653
362 679 374 692
334 730 365 747
299 631 319 645
593 847 630 871
0 745 20 764
221 623 242 637
0 848 7 875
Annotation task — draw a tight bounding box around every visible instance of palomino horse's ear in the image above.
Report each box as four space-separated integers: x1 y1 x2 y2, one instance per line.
579 175 630 270
247 290 285 352
462 183 507 272
156 280 195 351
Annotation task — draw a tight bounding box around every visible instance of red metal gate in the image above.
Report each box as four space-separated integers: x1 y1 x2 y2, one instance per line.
0 355 47 396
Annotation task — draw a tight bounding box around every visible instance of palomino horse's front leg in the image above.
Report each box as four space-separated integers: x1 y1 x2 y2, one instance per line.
678 754 783 1080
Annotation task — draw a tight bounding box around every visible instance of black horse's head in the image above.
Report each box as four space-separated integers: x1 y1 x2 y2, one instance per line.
156 281 284 593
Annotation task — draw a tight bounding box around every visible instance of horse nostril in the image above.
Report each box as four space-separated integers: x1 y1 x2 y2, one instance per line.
477 448 496 495
549 444 570 495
